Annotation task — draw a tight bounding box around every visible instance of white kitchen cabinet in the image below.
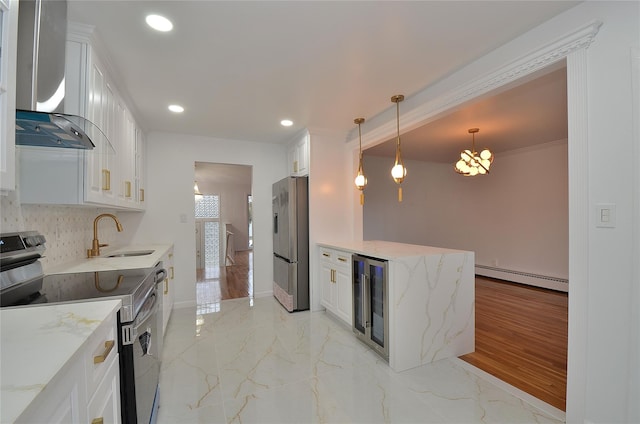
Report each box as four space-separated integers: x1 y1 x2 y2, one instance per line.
64 36 116 206
16 364 85 424
161 246 175 334
87 353 121 424
334 259 352 324
318 247 352 325
320 257 336 308
0 0 19 193
117 106 136 208
18 25 145 211
287 131 310 176
134 127 146 209
15 305 120 424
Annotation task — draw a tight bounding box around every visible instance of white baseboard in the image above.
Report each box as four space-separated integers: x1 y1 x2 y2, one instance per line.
476 265 568 292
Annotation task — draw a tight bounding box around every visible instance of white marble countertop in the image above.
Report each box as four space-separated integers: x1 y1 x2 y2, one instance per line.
317 240 469 260
45 243 173 275
0 300 121 423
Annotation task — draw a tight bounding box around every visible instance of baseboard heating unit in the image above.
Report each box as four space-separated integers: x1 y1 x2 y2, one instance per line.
475 265 568 292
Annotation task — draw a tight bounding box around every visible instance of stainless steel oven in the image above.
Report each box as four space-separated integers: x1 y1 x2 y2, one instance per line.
0 231 166 424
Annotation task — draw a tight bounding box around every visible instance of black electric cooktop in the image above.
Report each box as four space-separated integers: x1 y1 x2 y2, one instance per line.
6 267 159 322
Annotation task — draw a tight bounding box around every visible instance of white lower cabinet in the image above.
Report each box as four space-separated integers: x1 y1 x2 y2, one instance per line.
15 307 120 424
17 370 85 424
87 355 120 424
319 247 352 325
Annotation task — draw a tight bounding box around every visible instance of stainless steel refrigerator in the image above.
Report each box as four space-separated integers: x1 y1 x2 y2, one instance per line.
272 176 309 312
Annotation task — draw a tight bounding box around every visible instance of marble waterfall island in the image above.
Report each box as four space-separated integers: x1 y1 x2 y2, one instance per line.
318 240 475 372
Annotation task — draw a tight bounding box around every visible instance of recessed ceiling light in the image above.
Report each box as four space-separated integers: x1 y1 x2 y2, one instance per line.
280 119 293 127
168 104 184 113
146 14 173 32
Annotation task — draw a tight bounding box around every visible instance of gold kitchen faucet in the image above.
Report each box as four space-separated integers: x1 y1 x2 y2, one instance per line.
87 213 123 258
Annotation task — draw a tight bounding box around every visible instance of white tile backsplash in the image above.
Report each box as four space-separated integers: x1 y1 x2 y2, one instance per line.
1 192 121 272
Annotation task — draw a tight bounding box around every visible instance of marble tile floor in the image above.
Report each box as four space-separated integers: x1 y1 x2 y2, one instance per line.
157 296 565 424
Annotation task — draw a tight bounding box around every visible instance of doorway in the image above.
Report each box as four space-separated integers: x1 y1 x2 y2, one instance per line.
194 162 254 312
362 64 569 410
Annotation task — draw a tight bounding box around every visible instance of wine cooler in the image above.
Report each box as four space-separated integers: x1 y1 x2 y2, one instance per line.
352 254 389 360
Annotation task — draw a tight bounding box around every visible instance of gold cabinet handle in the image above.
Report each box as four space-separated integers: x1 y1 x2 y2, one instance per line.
91 418 104 424
125 181 132 198
330 269 336 283
93 340 115 364
164 278 169 295
102 169 111 191
140 188 145 202
170 266 175 280
322 252 330 258
338 257 347 263
293 160 299 173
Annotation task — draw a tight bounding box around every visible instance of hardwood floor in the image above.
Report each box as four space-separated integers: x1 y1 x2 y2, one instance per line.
460 277 568 411
196 250 253 305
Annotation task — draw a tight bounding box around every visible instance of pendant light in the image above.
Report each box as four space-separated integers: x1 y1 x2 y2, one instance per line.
390 95 406 202
454 128 494 176
354 117 367 205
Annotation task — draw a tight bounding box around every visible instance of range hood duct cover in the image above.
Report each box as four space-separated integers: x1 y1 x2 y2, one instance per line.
15 0 98 150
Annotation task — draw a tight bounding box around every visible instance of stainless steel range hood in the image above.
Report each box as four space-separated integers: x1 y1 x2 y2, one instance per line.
16 109 96 149
15 0 108 151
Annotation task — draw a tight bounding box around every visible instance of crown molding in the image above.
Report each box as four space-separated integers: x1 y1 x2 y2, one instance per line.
358 20 602 148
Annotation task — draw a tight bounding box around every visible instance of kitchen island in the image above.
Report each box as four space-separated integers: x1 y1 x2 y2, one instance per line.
318 240 474 372
1 299 121 423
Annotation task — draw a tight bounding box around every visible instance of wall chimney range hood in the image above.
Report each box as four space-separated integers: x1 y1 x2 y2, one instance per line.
15 0 111 151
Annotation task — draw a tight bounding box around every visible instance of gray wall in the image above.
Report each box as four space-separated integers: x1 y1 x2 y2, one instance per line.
363 139 568 280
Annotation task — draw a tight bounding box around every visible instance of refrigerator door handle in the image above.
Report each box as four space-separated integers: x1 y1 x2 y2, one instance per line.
274 213 278 234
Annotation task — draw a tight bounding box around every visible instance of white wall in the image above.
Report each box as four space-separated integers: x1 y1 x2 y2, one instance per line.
363 140 569 281
308 129 352 311
120 132 287 306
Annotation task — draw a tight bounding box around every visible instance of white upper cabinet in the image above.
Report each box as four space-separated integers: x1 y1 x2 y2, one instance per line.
0 0 19 193
287 131 310 176
135 127 146 208
19 24 145 210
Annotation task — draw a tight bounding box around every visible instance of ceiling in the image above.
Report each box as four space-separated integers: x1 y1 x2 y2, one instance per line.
67 0 580 157
366 65 568 163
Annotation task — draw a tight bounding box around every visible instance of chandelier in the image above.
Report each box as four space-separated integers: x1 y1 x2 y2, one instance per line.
454 128 494 176
390 95 406 201
354 117 367 205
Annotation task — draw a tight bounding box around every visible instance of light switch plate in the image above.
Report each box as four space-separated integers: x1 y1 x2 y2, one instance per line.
596 203 616 228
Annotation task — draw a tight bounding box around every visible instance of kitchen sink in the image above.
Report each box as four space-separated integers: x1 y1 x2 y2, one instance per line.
106 250 155 258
